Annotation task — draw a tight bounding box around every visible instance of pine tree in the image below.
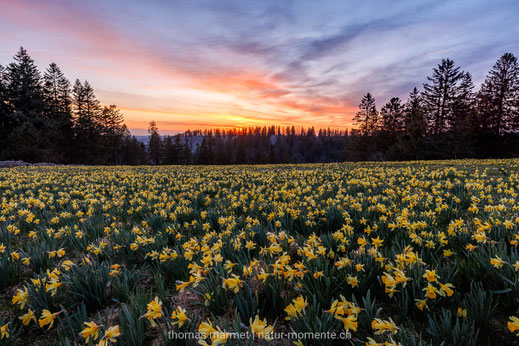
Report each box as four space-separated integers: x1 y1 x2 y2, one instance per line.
450 73 477 157
121 135 146 165
450 72 476 132
196 137 211 164
380 97 404 134
0 64 10 152
182 135 192 164
423 59 462 135
72 79 102 163
477 53 519 134
72 79 84 118
4 47 50 161
401 88 427 159
148 121 162 165
100 105 125 131
73 79 101 125
196 132 214 164
353 93 378 134
83 81 101 121
43 63 73 161
163 136 179 164
100 105 127 164
404 88 424 129
43 63 72 122
173 135 186 164
6 47 44 116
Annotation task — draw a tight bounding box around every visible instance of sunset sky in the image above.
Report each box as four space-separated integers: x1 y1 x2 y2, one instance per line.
1 0 518 134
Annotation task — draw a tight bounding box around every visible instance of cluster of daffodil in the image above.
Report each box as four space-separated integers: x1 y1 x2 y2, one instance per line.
326 296 361 332
79 322 120 346
1 160 519 344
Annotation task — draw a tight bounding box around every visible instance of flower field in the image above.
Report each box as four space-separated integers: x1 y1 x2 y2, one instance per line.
1 160 519 345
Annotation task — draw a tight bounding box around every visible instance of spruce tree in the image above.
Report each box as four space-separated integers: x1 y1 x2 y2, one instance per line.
43 63 72 122
0 64 10 153
402 88 426 159
423 59 462 135
380 97 404 134
450 72 476 131
477 53 519 134
72 79 84 117
43 63 73 161
450 72 476 157
148 121 162 165
100 105 127 164
83 80 101 121
72 79 102 163
7 47 44 116
353 93 378 135
4 47 49 161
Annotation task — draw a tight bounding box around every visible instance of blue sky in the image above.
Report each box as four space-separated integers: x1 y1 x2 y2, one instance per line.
1 0 518 133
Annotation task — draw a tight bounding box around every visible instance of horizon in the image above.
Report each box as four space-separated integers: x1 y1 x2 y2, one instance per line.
1 0 518 135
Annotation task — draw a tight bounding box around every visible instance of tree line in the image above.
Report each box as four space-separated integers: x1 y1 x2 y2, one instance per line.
348 53 519 160
146 123 347 165
1 47 518 165
0 47 146 164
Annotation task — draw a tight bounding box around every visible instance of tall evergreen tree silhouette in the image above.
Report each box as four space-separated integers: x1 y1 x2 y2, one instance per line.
43 62 73 161
100 105 128 164
401 87 426 159
148 121 162 165
6 47 43 116
478 53 519 134
4 47 49 161
72 79 102 163
353 93 378 135
0 64 10 152
423 59 462 135
380 97 404 135
450 72 477 157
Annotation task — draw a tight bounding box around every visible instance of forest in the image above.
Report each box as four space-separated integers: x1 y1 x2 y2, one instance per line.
1 47 518 165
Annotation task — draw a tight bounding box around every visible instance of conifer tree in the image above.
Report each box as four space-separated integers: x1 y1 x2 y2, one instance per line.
6 47 43 116
0 64 10 152
43 63 73 161
400 88 427 159
477 53 519 134
353 93 378 135
148 121 162 165
380 97 404 135
43 63 72 121
4 47 49 161
100 105 128 164
72 79 102 163
423 59 462 135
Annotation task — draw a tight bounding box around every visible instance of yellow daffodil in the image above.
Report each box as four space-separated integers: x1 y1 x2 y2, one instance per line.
171 306 190 327
249 315 274 340
39 310 60 330
371 318 399 335
222 274 243 293
141 297 163 327
508 316 519 336
79 321 101 343
1 323 9 339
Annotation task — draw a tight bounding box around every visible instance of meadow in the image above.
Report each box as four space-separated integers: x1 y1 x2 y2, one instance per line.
1 160 519 345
